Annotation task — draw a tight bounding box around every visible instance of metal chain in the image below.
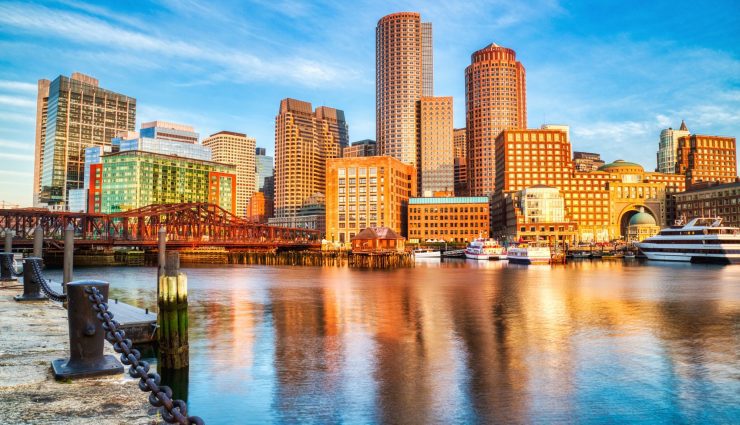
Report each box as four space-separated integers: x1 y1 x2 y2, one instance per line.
2 254 23 277
30 260 67 302
85 286 204 425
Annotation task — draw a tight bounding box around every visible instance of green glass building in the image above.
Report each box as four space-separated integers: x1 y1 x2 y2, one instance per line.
100 150 236 214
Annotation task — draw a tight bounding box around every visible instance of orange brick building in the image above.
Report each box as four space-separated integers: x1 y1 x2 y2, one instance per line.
676 134 737 187
465 43 527 196
453 128 467 195
493 129 685 242
326 156 416 244
408 196 490 243
247 191 274 223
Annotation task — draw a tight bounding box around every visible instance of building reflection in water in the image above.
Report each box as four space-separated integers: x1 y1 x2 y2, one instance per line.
60 261 739 423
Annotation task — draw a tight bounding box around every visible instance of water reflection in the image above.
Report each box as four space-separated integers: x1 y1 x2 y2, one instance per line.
48 262 740 424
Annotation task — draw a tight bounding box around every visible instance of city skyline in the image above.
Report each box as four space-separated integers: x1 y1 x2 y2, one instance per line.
0 0 738 206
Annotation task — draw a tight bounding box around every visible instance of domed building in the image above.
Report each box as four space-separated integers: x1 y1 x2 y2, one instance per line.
626 208 660 242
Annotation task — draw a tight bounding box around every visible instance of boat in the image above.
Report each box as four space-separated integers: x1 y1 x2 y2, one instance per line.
624 251 636 259
572 252 590 259
636 217 740 264
413 249 441 259
506 245 551 264
464 238 506 260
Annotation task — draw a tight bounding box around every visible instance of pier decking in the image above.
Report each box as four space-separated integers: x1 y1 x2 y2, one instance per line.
108 300 157 345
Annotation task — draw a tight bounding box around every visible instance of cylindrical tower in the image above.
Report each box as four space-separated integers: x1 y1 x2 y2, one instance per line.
376 12 424 165
465 43 526 196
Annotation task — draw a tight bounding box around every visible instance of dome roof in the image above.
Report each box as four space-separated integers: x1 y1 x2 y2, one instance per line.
597 159 644 172
629 212 656 226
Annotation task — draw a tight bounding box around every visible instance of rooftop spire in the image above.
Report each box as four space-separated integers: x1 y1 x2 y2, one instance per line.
679 119 689 132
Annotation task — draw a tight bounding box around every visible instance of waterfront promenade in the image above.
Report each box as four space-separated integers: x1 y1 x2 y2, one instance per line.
0 286 151 424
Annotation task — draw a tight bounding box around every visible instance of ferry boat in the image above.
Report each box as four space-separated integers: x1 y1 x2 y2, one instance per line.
506 245 551 264
636 218 740 264
465 238 506 260
413 248 441 259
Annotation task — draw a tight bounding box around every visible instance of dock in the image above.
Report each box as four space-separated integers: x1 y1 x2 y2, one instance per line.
108 300 157 345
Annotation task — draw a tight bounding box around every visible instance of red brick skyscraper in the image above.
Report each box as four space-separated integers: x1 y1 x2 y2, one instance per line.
465 43 526 196
376 12 433 166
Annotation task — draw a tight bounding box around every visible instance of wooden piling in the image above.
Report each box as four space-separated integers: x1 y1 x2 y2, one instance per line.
158 252 189 369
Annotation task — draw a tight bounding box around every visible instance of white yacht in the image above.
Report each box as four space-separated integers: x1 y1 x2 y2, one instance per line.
506 245 551 264
413 248 441 259
465 238 506 260
636 218 740 264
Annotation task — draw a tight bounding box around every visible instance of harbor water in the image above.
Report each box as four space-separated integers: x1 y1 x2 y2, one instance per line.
47 260 740 424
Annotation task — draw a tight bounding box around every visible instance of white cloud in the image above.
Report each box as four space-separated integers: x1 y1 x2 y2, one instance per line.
0 94 35 109
0 80 36 93
0 2 360 88
0 152 33 161
0 139 34 151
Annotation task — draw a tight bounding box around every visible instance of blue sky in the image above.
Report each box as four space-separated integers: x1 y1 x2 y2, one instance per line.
0 0 738 206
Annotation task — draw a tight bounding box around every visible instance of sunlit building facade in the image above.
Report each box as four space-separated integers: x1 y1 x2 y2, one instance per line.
343 140 377 158
417 96 454 196
274 98 348 219
376 12 432 165
453 128 467 196
676 134 737 187
493 128 685 242
35 73 136 207
202 131 257 217
573 151 605 172
98 150 236 214
656 120 690 174
139 121 199 144
675 181 740 227
466 44 526 196
408 196 489 243
326 156 416 244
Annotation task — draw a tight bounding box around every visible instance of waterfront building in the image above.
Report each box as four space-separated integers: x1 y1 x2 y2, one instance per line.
466 43 527 196
274 98 348 219
343 140 377 158
268 193 325 234
656 120 690 174
325 156 416 245
675 181 740 228
676 134 737 187
376 12 433 166
119 133 211 160
34 73 136 207
417 96 454 196
453 128 467 196
407 196 489 243
202 131 257 217
505 185 579 244
626 209 660 242
351 227 406 253
98 150 236 214
255 148 275 199
492 128 685 242
247 191 274 223
573 151 605 172
139 121 199 144
67 188 87 213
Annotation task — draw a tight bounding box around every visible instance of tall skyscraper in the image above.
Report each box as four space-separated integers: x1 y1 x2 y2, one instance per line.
465 43 526 196
256 147 274 198
453 128 467 196
656 120 690 173
34 73 136 207
376 12 432 165
274 98 348 219
416 96 454 195
202 131 257 217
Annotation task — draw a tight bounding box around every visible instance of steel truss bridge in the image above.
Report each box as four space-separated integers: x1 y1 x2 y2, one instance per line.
0 203 320 249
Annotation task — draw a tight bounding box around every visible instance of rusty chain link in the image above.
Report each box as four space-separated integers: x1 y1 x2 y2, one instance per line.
85 286 204 425
29 259 67 302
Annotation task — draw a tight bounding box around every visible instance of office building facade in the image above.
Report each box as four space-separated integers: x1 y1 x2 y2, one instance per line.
202 131 257 217
376 12 432 165
274 98 348 219
326 156 416 244
408 196 490 243
35 73 136 207
675 181 740 228
416 96 454 196
676 134 737 187
139 121 199 144
573 151 605 172
343 140 377 158
465 43 526 196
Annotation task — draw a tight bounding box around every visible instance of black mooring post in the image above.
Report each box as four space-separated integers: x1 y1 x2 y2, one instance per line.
51 280 124 379
0 252 17 282
14 257 45 302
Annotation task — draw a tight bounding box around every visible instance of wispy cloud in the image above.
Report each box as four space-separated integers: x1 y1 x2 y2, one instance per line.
0 2 360 88
0 139 34 151
0 94 35 109
0 80 36 93
0 152 33 161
